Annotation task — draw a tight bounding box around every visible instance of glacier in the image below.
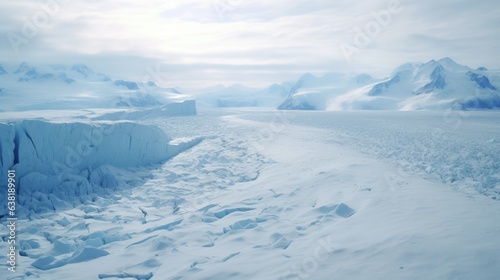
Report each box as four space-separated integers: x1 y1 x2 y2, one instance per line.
0 119 202 216
1 108 498 279
1 59 500 280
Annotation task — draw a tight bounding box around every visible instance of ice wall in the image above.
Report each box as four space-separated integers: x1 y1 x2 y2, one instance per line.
0 120 200 215
0 123 15 186
9 120 170 178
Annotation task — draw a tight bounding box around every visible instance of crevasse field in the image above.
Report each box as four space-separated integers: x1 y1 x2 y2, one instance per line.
1 108 500 280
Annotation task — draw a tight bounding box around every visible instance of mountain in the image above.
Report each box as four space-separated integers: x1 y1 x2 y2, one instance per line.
278 72 376 110
280 58 500 111
0 65 7 75
0 62 190 111
331 57 500 110
194 82 292 107
70 63 112 82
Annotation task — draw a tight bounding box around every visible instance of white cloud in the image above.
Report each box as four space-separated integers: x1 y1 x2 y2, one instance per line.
1 0 499 88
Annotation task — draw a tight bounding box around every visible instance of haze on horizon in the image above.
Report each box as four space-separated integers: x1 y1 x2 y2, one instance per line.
1 0 499 89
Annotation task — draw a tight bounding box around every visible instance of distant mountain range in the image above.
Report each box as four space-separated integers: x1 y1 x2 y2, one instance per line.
279 58 500 110
2 58 499 112
278 72 376 110
193 82 292 107
0 62 185 111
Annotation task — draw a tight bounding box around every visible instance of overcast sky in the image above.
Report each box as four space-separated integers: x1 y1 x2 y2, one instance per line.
1 0 499 89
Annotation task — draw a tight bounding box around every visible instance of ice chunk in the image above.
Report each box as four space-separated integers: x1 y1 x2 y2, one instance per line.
67 247 110 264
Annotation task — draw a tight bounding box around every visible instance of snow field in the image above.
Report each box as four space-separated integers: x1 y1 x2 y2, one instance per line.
2 109 499 279
240 110 500 199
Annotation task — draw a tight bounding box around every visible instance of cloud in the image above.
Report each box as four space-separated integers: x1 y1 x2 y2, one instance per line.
1 0 499 87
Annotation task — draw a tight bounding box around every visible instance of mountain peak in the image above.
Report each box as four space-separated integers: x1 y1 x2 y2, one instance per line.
393 63 418 76
0 65 7 75
14 62 32 74
436 57 465 70
71 64 95 77
353 73 373 84
299 73 317 81
229 83 247 89
438 57 456 64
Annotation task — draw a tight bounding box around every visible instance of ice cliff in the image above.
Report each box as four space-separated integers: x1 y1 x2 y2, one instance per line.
0 120 201 215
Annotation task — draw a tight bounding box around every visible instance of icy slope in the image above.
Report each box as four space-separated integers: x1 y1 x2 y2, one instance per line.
278 73 376 110
0 119 202 215
193 83 292 108
0 62 190 111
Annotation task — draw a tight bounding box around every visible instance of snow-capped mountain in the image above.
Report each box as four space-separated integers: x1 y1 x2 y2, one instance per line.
330 58 500 110
14 62 111 84
279 58 500 111
194 82 292 107
0 62 187 111
278 72 377 110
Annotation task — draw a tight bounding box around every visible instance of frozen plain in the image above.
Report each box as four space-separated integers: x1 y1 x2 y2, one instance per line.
1 108 500 280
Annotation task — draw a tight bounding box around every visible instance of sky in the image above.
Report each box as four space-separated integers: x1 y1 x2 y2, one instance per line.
1 0 500 89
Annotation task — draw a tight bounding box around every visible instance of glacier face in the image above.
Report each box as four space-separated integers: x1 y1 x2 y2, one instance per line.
0 123 15 189
14 120 172 175
0 119 200 216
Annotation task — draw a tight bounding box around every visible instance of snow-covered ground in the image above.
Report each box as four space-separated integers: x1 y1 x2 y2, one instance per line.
1 108 500 279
